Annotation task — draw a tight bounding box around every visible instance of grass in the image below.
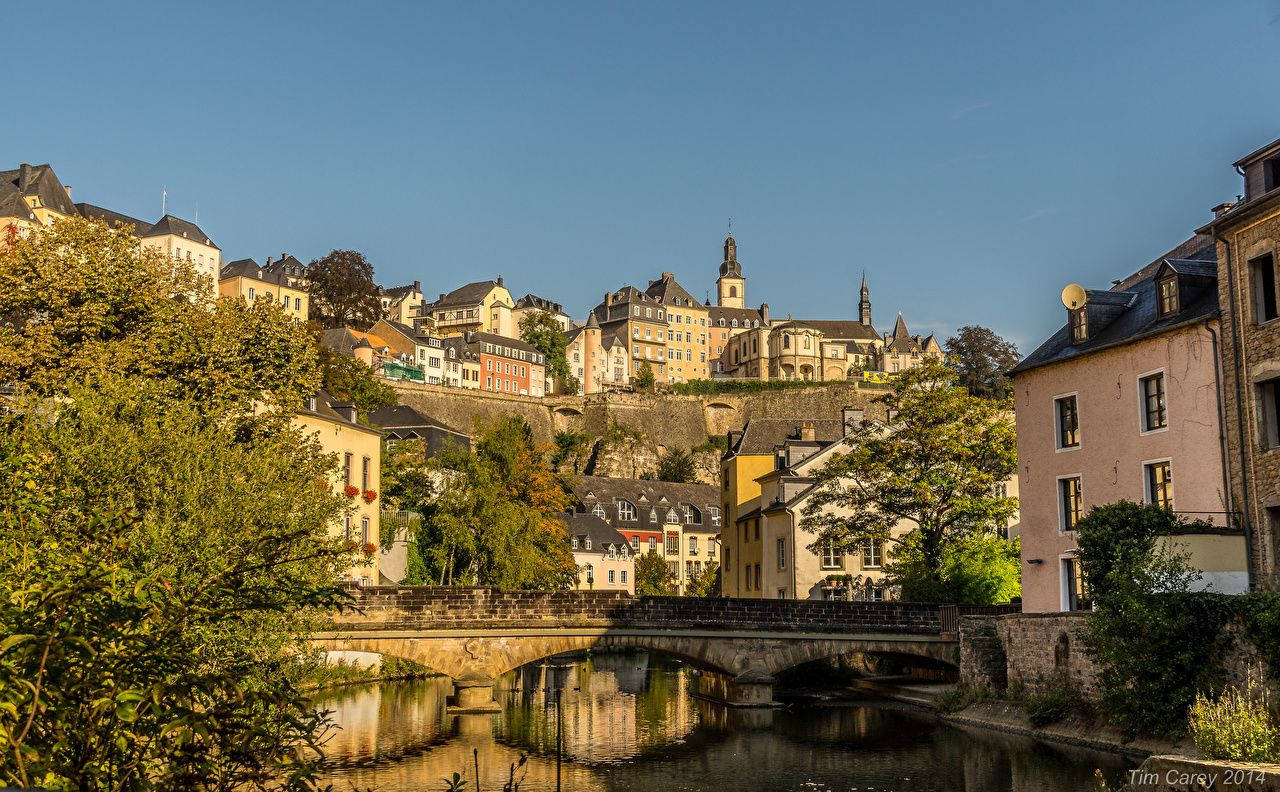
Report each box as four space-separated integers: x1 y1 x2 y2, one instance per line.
935 682 991 713
300 656 436 690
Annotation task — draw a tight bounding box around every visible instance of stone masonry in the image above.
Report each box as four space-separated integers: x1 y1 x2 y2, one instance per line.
960 613 1099 697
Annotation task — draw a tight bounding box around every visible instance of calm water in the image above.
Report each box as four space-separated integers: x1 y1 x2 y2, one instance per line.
318 653 1134 791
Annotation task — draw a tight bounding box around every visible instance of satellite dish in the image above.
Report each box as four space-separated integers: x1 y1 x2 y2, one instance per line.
1061 283 1086 310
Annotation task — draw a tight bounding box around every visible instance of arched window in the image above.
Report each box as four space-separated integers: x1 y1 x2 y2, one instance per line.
616 500 637 521
718 318 725 327
783 335 791 349
804 336 811 350
649 507 658 523
665 509 679 525
731 319 738 327
729 286 737 297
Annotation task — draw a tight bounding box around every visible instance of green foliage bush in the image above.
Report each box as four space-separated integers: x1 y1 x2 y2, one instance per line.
935 682 991 714
656 448 696 483
1023 674 1076 727
890 534 1021 605
551 431 593 468
691 435 729 454
1189 668 1280 762
670 378 843 396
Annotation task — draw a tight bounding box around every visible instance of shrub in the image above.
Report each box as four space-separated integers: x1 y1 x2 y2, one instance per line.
670 378 844 396
1024 674 1075 726
1189 668 1280 763
691 435 728 454
935 682 990 713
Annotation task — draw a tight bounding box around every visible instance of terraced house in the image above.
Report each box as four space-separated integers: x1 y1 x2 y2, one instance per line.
218 257 309 321
570 476 721 595
426 277 516 337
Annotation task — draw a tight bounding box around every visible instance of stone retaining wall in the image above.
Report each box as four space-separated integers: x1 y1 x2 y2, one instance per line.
959 612 1099 696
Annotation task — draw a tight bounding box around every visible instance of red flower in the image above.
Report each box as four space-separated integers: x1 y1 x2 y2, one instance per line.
362 489 378 503
361 542 378 556
342 484 360 498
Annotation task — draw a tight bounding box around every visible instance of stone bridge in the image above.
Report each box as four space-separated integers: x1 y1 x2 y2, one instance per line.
311 587 1014 709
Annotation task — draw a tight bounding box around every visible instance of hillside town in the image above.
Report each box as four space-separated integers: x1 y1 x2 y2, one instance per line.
7 82 1280 792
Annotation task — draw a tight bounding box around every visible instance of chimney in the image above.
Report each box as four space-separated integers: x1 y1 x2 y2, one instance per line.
799 420 816 442
661 271 675 280
281 252 287 261
1212 201 1235 218
841 407 863 433
439 293 446 302
605 291 613 307
64 184 71 200
497 275 504 287
413 280 421 291
266 256 273 267
761 303 770 324
18 164 31 190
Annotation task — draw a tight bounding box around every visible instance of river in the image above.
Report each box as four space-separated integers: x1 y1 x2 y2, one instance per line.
317 652 1134 791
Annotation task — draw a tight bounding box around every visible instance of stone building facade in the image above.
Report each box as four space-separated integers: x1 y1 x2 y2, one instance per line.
1199 135 1280 588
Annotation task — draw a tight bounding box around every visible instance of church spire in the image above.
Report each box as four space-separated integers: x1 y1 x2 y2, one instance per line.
859 271 872 326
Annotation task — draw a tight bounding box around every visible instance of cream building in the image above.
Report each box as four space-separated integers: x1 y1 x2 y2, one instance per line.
294 391 382 585
562 513 635 594
380 280 427 326
514 293 573 333
427 277 516 337
566 312 631 394
218 258 309 321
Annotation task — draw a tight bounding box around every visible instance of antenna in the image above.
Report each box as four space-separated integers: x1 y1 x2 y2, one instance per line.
1061 284 1086 310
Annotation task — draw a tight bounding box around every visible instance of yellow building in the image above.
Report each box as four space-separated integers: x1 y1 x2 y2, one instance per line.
589 286 673 383
427 277 516 337
219 258 309 321
380 280 426 325
140 215 221 302
643 273 711 382
294 391 382 585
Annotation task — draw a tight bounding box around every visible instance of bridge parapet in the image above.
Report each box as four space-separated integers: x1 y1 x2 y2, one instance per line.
330 586 951 634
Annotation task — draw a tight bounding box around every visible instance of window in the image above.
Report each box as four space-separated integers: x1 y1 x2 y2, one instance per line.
617 500 636 521
783 335 791 349
360 517 369 545
621 570 627 584
861 539 882 569
1261 377 1280 449
1268 158 1280 193
584 538 592 550
665 509 679 525
743 563 752 589
571 537 579 549
1157 276 1178 316
343 452 352 484
1069 308 1087 342
585 563 593 583
361 457 370 490
1055 395 1079 449
1063 558 1091 611
631 536 640 550
1145 461 1174 510
665 533 678 555
688 536 698 554
648 537 657 553
776 538 786 570
592 503 606 519
709 506 721 526
821 541 842 569
1059 476 1083 532
754 563 762 590
248 286 256 300
608 569 615 584
1252 254 1278 323
1140 373 1167 431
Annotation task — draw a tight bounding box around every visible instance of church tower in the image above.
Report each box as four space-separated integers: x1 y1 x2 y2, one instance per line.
859 272 872 326
716 231 745 308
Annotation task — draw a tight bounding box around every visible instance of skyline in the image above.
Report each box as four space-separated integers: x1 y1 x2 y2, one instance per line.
7 1 1280 350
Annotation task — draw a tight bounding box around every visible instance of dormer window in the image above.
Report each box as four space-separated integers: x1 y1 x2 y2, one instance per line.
1157 276 1179 317
584 538 592 550
1069 308 1087 343
1267 158 1280 193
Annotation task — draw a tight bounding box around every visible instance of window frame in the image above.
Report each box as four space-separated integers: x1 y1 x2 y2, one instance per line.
820 541 843 570
1053 392 1081 451
1143 458 1174 511
1251 253 1279 325
1069 307 1087 343
1061 555 1092 612
1138 370 1168 434
1057 474 1083 533
1156 275 1179 317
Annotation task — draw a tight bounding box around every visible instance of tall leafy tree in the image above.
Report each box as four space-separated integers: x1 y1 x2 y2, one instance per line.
316 345 397 416
407 418 577 589
685 562 720 598
0 216 319 409
518 310 577 393
801 360 1018 599
635 551 675 597
944 325 1021 399
634 361 656 390
305 249 383 329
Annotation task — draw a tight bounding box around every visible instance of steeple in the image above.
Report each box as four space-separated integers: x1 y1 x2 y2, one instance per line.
716 228 745 308
892 312 910 340
859 271 872 326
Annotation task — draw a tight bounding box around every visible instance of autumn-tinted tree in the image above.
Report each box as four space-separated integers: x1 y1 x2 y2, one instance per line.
519 310 577 394
801 360 1018 600
685 562 720 598
316 345 397 416
944 325 1020 399
635 551 675 597
656 449 696 483
411 418 577 588
0 215 319 410
305 249 383 329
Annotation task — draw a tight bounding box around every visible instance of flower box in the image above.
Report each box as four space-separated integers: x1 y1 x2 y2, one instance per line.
342 484 360 498
362 490 378 503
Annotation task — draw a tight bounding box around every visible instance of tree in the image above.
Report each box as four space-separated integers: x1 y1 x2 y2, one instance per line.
305 249 383 329
410 418 577 589
635 551 675 597
0 215 319 410
801 360 1018 601
888 534 1021 604
685 562 720 598
944 325 1021 399
656 448 696 483
519 310 577 394
0 378 352 790
316 344 397 416
634 361 655 390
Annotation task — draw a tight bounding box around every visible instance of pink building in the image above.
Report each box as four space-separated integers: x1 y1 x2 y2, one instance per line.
1011 236 1248 612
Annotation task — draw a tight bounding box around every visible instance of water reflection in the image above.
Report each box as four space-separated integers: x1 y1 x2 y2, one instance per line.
318 652 1134 791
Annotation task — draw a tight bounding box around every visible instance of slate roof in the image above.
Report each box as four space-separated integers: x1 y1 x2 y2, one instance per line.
141 214 219 249
298 390 380 436
0 164 77 218
560 513 632 551
727 418 845 456
382 281 421 299
572 475 720 530
465 330 542 360
772 319 880 341
708 305 767 325
368 405 468 446
75 203 151 233
1010 236 1219 376
515 293 566 314
220 257 296 287
645 274 703 308
433 280 502 309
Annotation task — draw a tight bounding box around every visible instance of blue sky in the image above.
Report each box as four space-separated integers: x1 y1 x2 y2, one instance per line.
8 1 1280 351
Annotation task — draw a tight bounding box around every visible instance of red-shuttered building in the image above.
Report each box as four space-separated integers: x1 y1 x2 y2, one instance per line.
460 331 546 397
